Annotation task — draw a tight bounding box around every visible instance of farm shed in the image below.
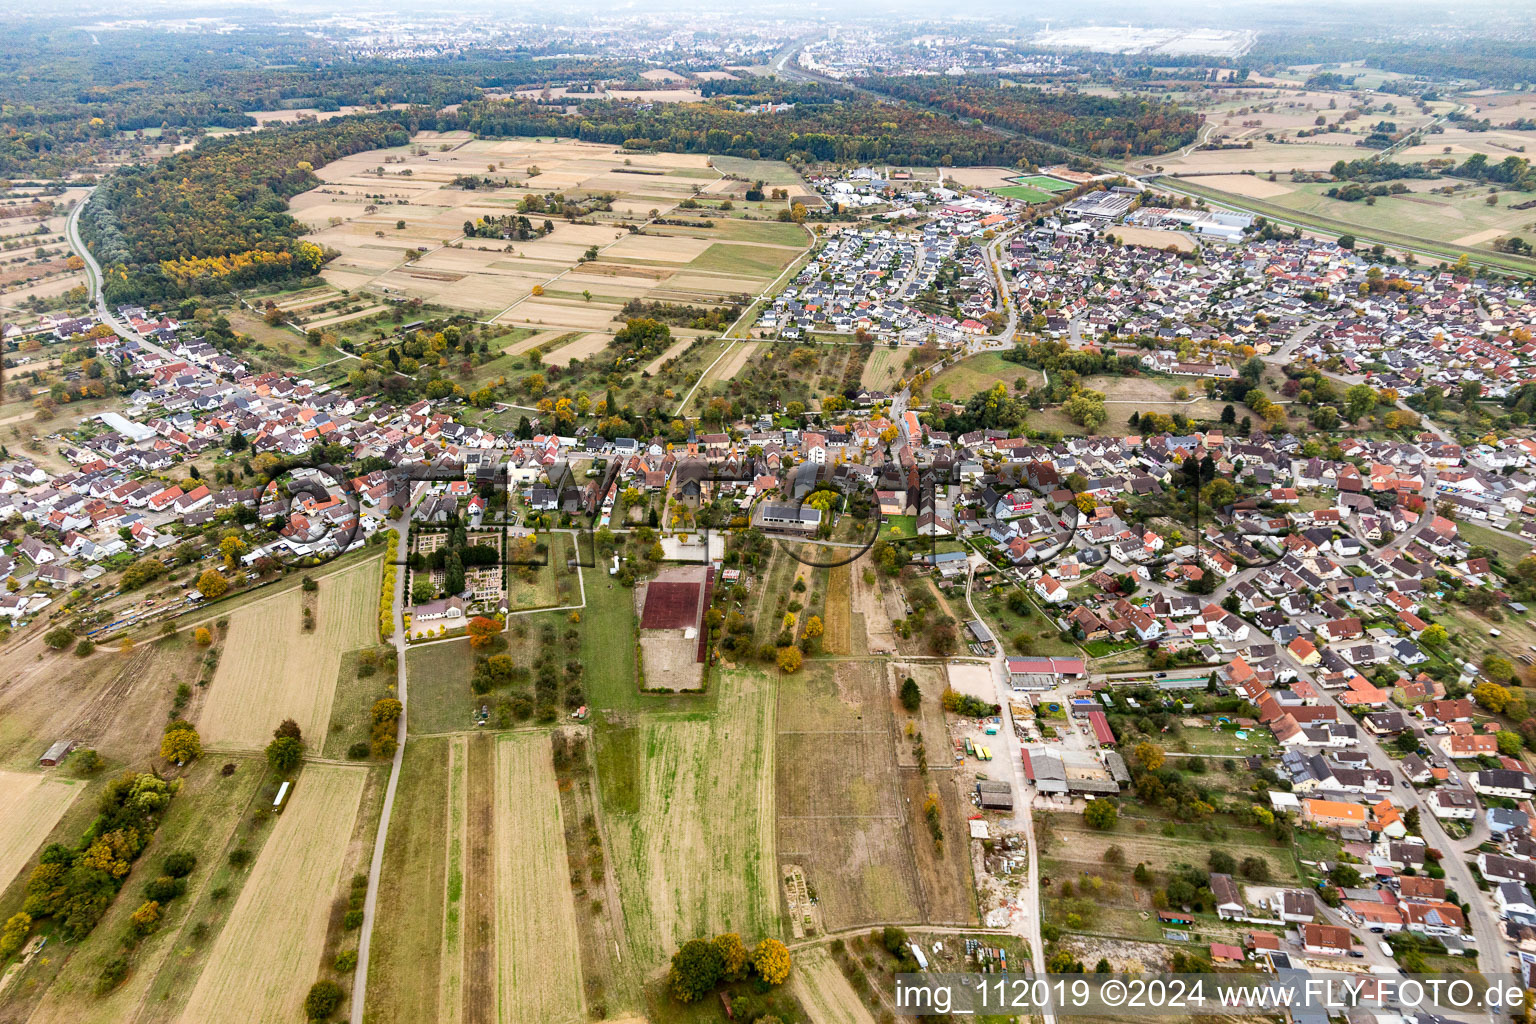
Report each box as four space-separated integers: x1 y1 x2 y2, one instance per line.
1085 710 1115 747
1104 750 1131 786
975 780 1013 811
38 739 76 766
1020 748 1068 795
965 618 995 644
1006 656 1086 690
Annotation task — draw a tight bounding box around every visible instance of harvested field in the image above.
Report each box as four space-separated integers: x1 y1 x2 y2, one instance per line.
1453 227 1506 246
0 632 202 772
543 331 614 366
701 340 757 386
0 772 80 890
689 243 798 279
944 166 1027 188
23 756 267 1024
598 667 777 971
1046 822 1299 883
776 660 924 931
177 765 367 1024
199 557 379 751
1180 174 1294 198
296 136 809 337
493 732 585 1024
553 731 637 1016
506 329 578 357
789 947 879 1024
899 769 978 926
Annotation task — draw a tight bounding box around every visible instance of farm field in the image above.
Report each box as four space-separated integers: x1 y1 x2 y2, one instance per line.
199 557 379 751
787 947 878 1024
492 732 585 1024
294 136 810 342
321 648 397 760
177 764 368 1024
22 757 267 1024
1159 176 1536 274
1253 177 1536 255
0 772 80 891
596 666 777 972
0 632 203 772
360 737 450 1024
1031 374 1232 436
776 660 926 931
403 639 481 736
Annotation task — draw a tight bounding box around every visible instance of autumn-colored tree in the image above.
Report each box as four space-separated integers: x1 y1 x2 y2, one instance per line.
219 534 246 569
0 912 31 958
1474 681 1513 714
372 698 404 725
467 616 501 649
194 627 212 647
129 900 161 936
803 615 824 639
265 735 303 774
1418 623 1448 647
713 932 750 981
752 937 792 986
776 646 803 673
1132 741 1164 771
196 569 228 599
1083 800 1118 830
161 721 202 765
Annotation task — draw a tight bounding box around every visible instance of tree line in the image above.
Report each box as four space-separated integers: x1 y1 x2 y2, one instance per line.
853 75 1202 157
83 115 409 302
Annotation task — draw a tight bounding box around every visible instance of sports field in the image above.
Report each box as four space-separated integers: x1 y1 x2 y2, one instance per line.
199 557 379 750
1011 174 1075 192
178 765 367 1024
990 185 1056 203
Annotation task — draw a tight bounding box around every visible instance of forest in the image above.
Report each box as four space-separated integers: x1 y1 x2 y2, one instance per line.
0 25 652 177
425 92 1071 168
852 76 1202 157
83 115 409 303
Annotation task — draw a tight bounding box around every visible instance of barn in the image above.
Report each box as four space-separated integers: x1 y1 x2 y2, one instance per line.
976 780 1014 810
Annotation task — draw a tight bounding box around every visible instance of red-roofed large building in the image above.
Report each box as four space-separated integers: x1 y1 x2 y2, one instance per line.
1086 710 1115 747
